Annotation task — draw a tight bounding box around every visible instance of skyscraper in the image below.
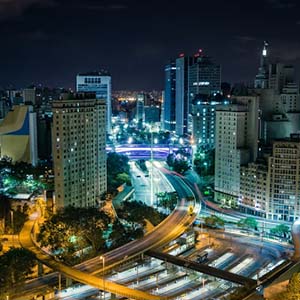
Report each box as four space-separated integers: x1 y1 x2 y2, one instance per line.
52 95 107 208
164 61 177 132
189 55 221 98
76 71 112 134
191 95 223 148
267 135 300 222
175 55 192 136
254 41 269 89
214 96 259 207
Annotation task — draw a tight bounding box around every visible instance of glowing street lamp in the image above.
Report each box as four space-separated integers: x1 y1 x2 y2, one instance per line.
99 256 105 299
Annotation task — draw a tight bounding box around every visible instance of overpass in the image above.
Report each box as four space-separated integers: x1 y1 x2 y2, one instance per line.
106 144 181 160
19 170 199 300
146 250 257 288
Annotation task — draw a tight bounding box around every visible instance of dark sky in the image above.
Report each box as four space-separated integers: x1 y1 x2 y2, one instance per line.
0 0 300 90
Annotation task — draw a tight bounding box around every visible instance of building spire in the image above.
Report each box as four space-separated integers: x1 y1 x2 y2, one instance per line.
254 41 269 89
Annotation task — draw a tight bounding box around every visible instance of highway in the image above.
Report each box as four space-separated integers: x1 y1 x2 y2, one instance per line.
17 169 200 300
19 215 164 300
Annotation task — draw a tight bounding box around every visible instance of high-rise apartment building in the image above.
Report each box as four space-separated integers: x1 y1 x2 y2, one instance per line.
214 96 259 206
267 135 300 222
238 134 300 222
76 71 111 134
239 162 268 217
164 62 176 132
52 96 107 208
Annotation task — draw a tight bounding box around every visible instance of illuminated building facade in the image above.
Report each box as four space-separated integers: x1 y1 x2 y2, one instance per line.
267 135 300 222
76 71 111 134
52 96 107 208
239 162 268 217
164 61 176 131
214 96 259 207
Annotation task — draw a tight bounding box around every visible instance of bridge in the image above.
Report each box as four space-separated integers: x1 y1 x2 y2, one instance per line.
146 250 256 288
106 144 182 160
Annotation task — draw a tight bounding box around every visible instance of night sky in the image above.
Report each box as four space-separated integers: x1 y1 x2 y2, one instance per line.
0 0 300 90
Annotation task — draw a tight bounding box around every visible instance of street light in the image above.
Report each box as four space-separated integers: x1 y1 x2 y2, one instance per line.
150 124 154 207
99 256 105 300
10 210 14 247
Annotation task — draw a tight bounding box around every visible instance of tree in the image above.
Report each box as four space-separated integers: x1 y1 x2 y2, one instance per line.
37 207 111 263
270 224 290 239
116 173 131 185
194 149 215 176
237 217 258 231
166 153 175 167
157 192 178 212
173 159 190 175
0 248 36 296
107 152 131 194
203 215 225 229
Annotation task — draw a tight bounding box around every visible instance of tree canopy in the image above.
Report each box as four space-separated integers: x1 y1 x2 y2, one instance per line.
237 217 258 231
107 152 131 194
38 207 111 264
0 248 36 296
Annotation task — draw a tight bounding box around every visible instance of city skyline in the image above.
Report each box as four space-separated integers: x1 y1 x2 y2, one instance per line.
0 0 300 90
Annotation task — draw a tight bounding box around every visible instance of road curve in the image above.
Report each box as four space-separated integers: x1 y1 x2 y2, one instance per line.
19 171 200 300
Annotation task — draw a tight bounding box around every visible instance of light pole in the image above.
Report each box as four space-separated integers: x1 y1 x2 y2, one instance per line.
100 256 105 299
150 125 154 207
10 210 14 247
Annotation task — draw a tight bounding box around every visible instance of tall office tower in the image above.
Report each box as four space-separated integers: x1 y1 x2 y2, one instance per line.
267 134 300 222
254 41 269 89
0 105 38 165
214 96 259 206
189 55 221 143
239 162 268 217
164 61 177 131
52 96 107 208
189 55 221 98
136 93 145 129
281 83 300 113
175 55 193 136
191 95 222 148
76 71 111 134
268 63 294 93
258 77 300 144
